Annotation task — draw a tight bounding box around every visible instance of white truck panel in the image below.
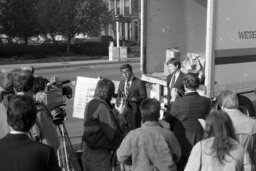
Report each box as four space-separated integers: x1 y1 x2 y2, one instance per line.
215 62 256 95
212 0 256 97
215 0 256 49
144 0 207 74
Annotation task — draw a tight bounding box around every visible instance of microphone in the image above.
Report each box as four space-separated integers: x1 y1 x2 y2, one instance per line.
61 80 70 85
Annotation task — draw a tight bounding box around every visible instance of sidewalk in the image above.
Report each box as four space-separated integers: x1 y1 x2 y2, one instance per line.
0 56 140 71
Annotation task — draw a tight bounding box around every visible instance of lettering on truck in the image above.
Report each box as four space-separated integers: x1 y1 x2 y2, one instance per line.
238 31 256 39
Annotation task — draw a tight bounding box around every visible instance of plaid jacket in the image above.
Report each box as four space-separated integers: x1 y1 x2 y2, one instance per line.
166 91 211 156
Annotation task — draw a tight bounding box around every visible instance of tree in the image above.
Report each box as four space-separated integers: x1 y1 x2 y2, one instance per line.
75 0 112 37
55 0 77 52
35 0 112 53
36 0 60 40
58 0 112 52
0 0 41 44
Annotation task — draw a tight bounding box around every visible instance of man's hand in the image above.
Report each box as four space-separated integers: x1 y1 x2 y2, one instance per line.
115 98 127 114
130 97 137 102
170 88 178 102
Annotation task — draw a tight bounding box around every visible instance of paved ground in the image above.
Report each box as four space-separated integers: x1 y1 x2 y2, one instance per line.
0 53 139 70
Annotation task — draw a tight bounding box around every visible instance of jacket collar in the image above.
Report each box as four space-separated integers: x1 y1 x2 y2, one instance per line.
92 97 112 110
185 91 199 96
142 121 161 127
4 133 30 141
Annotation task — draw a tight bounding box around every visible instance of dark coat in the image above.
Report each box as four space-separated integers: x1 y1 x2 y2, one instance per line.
118 77 147 130
166 72 185 108
0 133 61 171
82 98 122 151
166 92 211 157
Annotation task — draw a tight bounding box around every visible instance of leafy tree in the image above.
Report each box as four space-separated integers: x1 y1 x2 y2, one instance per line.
55 0 77 52
36 0 60 40
75 0 112 37
36 0 112 53
0 0 41 44
60 0 112 52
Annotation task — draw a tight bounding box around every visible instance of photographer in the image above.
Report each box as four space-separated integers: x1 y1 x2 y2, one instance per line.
0 71 16 139
82 78 127 171
12 71 60 151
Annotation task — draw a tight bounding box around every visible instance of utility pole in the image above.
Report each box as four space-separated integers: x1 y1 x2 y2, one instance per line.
114 0 120 47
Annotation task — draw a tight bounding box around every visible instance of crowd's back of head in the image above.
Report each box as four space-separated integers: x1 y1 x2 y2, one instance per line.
140 98 160 122
94 78 115 103
183 73 200 91
217 90 239 109
7 95 37 132
13 71 34 93
204 110 236 140
32 76 49 94
204 110 237 164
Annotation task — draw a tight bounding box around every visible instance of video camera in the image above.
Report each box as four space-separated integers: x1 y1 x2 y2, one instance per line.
35 76 72 111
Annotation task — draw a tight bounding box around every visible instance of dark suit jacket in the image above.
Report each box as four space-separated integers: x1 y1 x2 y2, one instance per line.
166 72 185 107
118 77 147 130
0 133 61 171
166 92 211 156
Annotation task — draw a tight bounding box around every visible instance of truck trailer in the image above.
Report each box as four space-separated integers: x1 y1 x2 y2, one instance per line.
140 0 256 117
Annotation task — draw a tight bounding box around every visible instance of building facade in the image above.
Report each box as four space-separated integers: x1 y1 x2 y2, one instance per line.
104 0 140 43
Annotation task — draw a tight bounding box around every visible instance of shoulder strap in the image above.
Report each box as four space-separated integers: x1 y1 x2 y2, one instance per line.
35 102 52 118
143 147 160 171
199 141 202 170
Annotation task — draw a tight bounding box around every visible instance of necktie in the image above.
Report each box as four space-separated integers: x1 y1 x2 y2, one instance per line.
169 75 176 100
169 75 176 89
125 82 130 96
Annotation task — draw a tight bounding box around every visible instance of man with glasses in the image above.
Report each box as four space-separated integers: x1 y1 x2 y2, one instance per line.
117 64 147 130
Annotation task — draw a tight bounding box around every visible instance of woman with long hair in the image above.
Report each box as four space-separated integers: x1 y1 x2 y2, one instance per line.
82 78 126 171
184 110 252 171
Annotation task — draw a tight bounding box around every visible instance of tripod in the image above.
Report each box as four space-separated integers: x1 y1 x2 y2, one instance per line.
55 117 82 171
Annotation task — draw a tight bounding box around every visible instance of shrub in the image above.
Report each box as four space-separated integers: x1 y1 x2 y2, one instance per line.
0 42 109 59
71 42 109 56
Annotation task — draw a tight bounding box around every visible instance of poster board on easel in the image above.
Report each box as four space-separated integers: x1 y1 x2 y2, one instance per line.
72 76 119 119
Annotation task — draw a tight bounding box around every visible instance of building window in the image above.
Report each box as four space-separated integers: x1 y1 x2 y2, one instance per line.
134 0 139 13
116 0 120 14
134 21 138 41
124 0 130 15
110 0 114 11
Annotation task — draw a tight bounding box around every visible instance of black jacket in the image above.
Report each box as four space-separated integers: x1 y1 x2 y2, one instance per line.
0 133 60 171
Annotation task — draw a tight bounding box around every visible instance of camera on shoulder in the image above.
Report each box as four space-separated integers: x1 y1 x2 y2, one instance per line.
35 76 72 124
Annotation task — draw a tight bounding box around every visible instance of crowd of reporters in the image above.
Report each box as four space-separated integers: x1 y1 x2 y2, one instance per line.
0 62 256 171
0 67 61 171
80 63 256 171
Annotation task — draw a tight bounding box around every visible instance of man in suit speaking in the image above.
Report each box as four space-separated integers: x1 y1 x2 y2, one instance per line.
118 64 147 130
0 95 60 171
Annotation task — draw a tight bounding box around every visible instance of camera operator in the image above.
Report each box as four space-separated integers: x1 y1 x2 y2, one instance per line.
82 78 127 171
32 76 49 94
0 67 37 139
0 71 17 139
12 71 60 151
